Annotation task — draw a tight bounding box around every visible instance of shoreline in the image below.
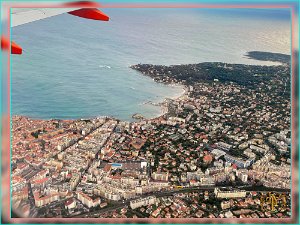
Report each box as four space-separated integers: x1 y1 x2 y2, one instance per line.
13 50 288 123
142 81 189 122
144 83 188 121
12 83 189 123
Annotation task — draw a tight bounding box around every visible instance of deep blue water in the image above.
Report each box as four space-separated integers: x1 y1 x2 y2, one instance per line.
11 8 290 121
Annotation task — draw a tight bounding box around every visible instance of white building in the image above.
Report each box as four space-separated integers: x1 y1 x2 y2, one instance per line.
214 188 246 199
130 196 157 209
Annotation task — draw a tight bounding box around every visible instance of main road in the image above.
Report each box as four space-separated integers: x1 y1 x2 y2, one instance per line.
71 185 289 218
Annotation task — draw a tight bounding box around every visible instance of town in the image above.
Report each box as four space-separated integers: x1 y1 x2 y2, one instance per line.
12 57 291 218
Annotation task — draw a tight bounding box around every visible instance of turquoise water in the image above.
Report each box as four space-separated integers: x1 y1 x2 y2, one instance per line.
111 163 122 167
11 8 290 120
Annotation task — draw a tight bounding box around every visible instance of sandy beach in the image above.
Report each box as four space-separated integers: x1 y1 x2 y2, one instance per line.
143 83 188 121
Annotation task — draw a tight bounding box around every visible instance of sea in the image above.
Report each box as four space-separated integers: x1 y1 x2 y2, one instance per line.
11 8 291 121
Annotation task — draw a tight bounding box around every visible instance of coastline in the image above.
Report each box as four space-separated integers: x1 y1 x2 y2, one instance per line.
14 49 288 123
12 83 188 123
144 83 188 121
11 57 292 219
13 49 289 123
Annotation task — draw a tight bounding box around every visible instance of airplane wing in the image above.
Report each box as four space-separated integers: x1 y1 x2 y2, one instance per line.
11 7 109 27
2 4 109 54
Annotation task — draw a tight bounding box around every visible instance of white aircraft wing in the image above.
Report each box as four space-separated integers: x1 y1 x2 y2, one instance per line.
2 4 109 54
11 8 81 27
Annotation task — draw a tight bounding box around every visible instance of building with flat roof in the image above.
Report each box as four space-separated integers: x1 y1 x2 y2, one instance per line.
214 188 246 199
130 196 157 209
224 155 254 168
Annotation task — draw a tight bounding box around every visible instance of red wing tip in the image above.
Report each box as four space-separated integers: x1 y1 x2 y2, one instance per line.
12 42 23 54
64 1 101 8
68 8 109 21
1 36 22 54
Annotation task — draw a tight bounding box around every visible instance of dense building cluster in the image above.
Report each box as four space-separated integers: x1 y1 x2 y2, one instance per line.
12 58 291 218
99 191 290 219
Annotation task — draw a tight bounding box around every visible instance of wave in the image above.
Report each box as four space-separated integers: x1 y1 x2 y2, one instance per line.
98 65 111 69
